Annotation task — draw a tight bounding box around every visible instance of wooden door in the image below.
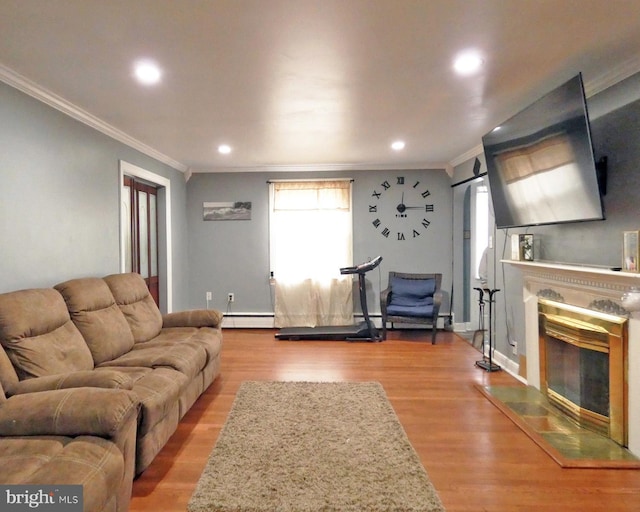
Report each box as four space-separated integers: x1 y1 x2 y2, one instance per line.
123 175 159 305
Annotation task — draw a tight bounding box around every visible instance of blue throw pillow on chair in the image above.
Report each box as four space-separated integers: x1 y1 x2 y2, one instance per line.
388 277 436 318
390 277 435 300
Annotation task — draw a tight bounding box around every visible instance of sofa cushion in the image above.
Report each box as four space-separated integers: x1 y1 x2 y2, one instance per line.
0 288 94 380
0 437 67 483
152 326 223 364
104 273 163 343
99 338 208 380
104 367 187 434
0 436 124 512
55 277 135 365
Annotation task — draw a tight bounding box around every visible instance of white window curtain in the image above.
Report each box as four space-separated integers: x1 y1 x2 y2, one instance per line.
269 179 353 328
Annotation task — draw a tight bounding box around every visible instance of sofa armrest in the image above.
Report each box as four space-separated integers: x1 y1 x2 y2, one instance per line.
10 370 135 395
0 387 139 438
163 309 223 328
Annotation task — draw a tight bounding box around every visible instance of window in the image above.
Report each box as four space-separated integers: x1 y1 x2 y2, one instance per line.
269 179 353 327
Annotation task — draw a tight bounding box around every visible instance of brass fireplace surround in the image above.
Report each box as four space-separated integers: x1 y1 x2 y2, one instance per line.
538 299 628 446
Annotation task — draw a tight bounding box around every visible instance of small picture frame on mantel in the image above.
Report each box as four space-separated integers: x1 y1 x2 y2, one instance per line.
622 230 639 272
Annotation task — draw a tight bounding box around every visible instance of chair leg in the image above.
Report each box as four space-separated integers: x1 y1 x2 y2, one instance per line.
381 322 387 340
431 324 437 344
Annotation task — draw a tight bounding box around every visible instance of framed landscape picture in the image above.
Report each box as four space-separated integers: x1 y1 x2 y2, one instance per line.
622 230 639 272
203 201 252 221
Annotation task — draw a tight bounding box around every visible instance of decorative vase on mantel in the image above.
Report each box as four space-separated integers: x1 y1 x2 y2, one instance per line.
621 287 640 316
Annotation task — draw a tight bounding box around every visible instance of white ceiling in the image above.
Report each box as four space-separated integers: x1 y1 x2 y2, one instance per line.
2 0 640 173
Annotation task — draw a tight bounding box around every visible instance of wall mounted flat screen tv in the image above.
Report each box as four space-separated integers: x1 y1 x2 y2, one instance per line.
482 73 605 229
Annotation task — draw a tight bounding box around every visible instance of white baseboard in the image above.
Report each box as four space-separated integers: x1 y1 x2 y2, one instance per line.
486 348 526 384
221 313 451 330
221 313 275 329
453 322 469 332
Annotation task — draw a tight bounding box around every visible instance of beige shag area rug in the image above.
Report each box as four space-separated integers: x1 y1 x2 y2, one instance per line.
188 381 445 512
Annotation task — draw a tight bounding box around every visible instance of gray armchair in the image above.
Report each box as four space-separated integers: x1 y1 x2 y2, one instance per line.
380 272 443 344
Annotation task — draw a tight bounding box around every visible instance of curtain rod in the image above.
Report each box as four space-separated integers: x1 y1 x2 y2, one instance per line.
451 172 487 188
267 178 354 183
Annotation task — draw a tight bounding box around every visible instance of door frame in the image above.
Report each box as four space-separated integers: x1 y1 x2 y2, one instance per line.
467 178 488 332
119 160 173 312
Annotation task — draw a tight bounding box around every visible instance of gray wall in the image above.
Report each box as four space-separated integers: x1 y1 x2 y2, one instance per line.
5 66 639 336
186 169 453 316
453 71 640 363
0 81 190 310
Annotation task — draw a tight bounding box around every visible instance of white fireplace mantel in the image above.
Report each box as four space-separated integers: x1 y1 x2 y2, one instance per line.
502 259 640 293
503 259 640 456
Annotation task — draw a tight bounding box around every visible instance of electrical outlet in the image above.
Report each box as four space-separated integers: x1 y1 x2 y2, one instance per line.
512 341 518 355
206 291 212 301
227 293 235 303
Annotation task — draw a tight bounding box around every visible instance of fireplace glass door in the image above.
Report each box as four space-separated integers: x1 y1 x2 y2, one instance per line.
546 336 609 417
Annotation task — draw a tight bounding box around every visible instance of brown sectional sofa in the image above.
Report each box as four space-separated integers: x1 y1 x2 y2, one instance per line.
0 273 223 512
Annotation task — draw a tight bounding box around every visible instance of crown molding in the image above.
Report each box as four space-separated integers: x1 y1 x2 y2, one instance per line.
448 58 640 169
188 161 450 175
449 144 484 169
0 63 187 173
583 55 640 98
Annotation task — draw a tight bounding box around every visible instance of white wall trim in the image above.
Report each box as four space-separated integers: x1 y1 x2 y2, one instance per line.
0 64 187 173
448 59 640 169
222 313 451 330
188 162 450 174
221 314 275 329
449 144 484 168
584 55 640 98
119 160 173 312
488 348 525 384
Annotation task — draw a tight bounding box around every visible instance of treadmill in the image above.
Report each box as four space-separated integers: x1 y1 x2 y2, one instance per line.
275 256 383 342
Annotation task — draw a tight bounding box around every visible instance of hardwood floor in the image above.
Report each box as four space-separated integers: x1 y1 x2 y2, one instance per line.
129 329 640 511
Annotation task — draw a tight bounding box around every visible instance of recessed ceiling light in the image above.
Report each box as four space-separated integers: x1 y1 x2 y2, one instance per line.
391 140 406 151
218 144 232 154
453 51 484 76
133 59 162 85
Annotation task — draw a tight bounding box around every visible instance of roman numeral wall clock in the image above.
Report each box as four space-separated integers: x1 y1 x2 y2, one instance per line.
369 176 435 241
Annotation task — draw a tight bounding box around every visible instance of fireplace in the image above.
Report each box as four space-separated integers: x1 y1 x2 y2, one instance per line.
502 259 640 456
538 299 628 445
